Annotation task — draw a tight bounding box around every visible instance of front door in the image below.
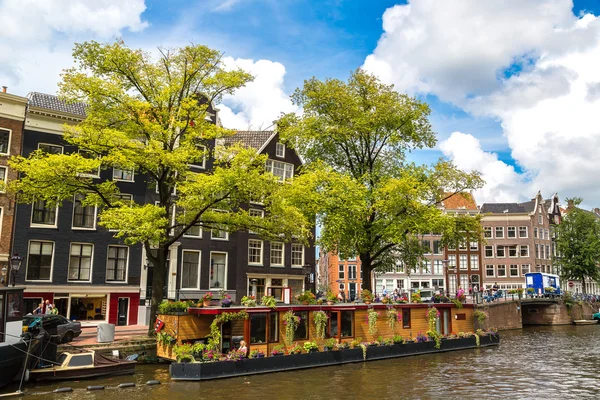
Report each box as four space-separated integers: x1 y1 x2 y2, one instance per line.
349 283 356 301
117 298 129 326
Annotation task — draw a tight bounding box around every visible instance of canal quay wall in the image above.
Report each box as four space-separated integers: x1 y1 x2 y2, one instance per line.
479 299 600 330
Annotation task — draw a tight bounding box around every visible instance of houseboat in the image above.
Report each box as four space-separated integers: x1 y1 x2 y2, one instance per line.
156 300 499 381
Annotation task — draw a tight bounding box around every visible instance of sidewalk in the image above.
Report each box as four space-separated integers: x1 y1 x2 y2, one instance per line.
72 324 150 346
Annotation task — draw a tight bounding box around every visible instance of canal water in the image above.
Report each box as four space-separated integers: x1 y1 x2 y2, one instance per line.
6 325 600 399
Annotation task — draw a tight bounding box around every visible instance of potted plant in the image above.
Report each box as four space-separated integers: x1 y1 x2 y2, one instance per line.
202 292 213 307
313 310 329 339
241 295 257 307
381 296 390 304
392 334 404 345
271 344 285 356
367 308 379 335
336 341 349 350
324 338 337 351
411 292 422 303
361 289 373 304
249 349 265 358
527 287 535 298
415 332 428 343
303 341 319 353
220 293 232 307
516 287 524 299
288 343 303 355
261 295 277 308
226 348 247 362
326 291 337 305
297 290 317 305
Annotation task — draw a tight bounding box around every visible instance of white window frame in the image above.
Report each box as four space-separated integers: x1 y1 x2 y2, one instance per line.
30 200 58 228
275 142 285 158
509 264 519 277
485 264 495 277
484 245 494 258
72 194 97 231
0 166 7 193
0 127 11 156
78 149 101 178
291 243 304 267
266 159 294 182
338 264 345 279
155 181 177 195
495 226 504 238
534 227 538 238
508 245 518 258
105 245 129 283
470 240 478 251
270 242 284 267
470 254 479 270
248 239 263 265
209 209 229 241
507 226 516 238
25 240 55 282
433 260 443 275
519 226 528 238
521 264 530 275
67 242 94 283
190 144 207 170
38 142 64 154
182 209 203 239
497 246 505 258
348 264 357 279
248 208 264 234
448 254 456 269
112 166 135 182
484 226 492 238
209 251 228 290
459 254 468 270
497 264 507 277
520 245 529 257
180 250 201 290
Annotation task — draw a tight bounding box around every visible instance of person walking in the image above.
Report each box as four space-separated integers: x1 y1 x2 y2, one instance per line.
44 299 53 315
33 302 43 315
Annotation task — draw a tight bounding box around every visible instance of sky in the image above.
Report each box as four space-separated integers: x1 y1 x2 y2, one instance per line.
1 0 600 207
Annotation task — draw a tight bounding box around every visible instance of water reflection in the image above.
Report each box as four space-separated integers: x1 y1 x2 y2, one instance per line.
8 325 600 399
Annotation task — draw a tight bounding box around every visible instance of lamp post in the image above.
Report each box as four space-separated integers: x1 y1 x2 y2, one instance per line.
10 254 23 287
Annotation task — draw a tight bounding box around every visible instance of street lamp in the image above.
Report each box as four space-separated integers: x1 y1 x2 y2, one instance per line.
10 254 23 287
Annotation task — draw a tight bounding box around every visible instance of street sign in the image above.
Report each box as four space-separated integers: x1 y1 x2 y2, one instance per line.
568 281 574 288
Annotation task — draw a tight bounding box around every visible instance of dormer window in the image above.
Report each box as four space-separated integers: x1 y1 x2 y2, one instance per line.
275 143 285 158
266 159 294 182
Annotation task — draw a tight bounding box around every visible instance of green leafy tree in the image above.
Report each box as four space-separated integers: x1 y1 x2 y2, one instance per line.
555 198 600 293
8 41 312 334
277 70 483 291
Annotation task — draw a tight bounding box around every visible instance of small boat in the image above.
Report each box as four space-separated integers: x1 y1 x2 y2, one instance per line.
573 320 598 325
28 350 136 381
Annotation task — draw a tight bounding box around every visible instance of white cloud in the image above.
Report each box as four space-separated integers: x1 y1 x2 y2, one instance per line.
365 0 600 205
218 57 298 130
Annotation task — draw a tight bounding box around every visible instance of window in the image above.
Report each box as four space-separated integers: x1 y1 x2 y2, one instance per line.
38 143 63 154
106 246 128 282
78 150 100 178
190 144 207 169
420 260 430 274
68 243 93 281
113 166 134 182
26 241 53 281
485 245 494 258
459 240 467 251
495 227 504 238
540 245 545 259
485 265 494 277
275 143 285 158
338 264 345 279
0 166 6 191
520 245 529 257
448 255 456 269
0 128 10 155
269 312 279 342
248 240 263 265
402 309 411 329
508 245 518 258
535 244 540 258
497 265 506 277
248 277 265 301
545 229 550 240
296 311 308 340
181 251 200 289
348 264 357 279
270 242 284 266
546 245 550 259
521 264 530 275
433 260 443 275
266 159 294 182
210 210 228 240
183 222 202 238
470 254 479 270
497 246 505 257
210 252 227 289
433 240 442 255
460 274 469 290
291 244 304 267
470 240 478 251
448 275 457 294
68 354 93 368
519 226 528 238
250 313 267 344
534 227 538 238
459 255 468 270
31 200 57 226
484 227 492 238
507 226 516 238
510 264 519 277
422 240 431 254
538 214 543 224
432 278 444 287
72 194 96 229
248 209 264 234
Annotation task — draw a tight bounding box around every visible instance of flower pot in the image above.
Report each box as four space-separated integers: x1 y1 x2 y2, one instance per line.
221 303 231 308
302 301 309 305
364 300 371 305
203 300 211 307
272 353 283 357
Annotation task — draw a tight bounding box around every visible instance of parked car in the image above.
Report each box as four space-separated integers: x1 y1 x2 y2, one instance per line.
23 315 82 343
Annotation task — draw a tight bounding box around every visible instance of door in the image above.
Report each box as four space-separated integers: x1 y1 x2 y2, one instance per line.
117 298 129 326
349 283 356 301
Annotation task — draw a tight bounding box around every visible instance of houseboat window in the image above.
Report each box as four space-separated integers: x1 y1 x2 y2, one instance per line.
6 292 23 321
340 311 353 337
402 309 411 329
328 311 339 337
68 354 93 367
250 313 267 344
296 311 308 340
269 312 278 342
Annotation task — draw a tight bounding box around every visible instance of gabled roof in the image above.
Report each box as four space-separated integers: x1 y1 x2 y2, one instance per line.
480 203 527 214
223 130 275 151
518 199 551 213
27 92 86 116
442 192 478 210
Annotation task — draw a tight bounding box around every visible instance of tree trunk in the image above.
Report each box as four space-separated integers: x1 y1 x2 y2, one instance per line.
582 279 587 295
360 254 373 292
147 247 169 336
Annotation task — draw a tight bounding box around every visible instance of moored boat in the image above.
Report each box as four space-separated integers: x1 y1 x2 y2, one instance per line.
28 350 136 381
573 320 598 325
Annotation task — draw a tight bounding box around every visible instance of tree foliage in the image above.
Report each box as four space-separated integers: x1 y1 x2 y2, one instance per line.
277 70 484 290
8 40 312 334
555 198 600 293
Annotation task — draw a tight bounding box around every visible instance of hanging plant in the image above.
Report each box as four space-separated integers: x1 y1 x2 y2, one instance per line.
283 310 301 345
387 308 400 332
207 310 249 350
427 307 440 332
367 308 379 335
313 311 329 339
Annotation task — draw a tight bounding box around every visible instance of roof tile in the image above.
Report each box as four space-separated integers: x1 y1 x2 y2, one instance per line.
442 192 478 210
223 130 274 151
27 92 86 116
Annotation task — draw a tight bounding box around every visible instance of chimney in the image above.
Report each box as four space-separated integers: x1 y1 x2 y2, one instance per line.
1 86 6 93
